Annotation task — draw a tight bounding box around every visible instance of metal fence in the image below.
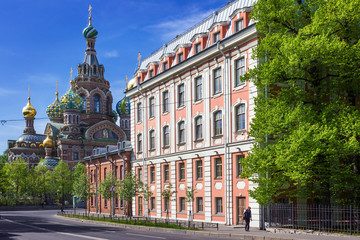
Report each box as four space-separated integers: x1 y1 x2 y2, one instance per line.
59 211 219 230
264 204 360 234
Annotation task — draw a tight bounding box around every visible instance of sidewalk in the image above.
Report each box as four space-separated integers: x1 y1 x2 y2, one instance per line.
58 214 358 240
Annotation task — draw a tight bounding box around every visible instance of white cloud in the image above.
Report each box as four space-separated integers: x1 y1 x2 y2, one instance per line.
0 87 19 96
146 8 215 42
25 73 60 84
104 50 119 58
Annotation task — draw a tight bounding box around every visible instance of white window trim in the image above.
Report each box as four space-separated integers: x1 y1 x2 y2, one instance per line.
162 123 170 148
176 117 186 145
162 90 170 115
148 127 156 151
210 106 224 138
148 96 156 120
192 112 203 142
136 132 143 153
232 53 247 90
192 73 204 104
176 81 186 109
210 65 223 97
232 99 248 135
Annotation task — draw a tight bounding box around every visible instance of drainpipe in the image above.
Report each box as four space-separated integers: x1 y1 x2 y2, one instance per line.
217 41 231 225
137 84 147 217
117 147 126 215
90 156 98 213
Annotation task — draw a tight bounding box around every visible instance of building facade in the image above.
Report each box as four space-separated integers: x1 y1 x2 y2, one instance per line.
125 0 259 226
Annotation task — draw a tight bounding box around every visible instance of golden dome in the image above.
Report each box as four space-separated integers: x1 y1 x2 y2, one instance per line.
43 135 54 148
22 97 37 117
127 77 136 90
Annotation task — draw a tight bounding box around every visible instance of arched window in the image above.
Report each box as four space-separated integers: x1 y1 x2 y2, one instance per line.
81 94 86 111
235 104 246 131
94 94 100 113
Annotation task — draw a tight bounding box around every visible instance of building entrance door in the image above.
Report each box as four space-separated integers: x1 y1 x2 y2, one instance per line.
236 197 246 225
138 197 143 216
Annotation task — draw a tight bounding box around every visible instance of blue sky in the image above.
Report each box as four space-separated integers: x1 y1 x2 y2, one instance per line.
0 0 228 153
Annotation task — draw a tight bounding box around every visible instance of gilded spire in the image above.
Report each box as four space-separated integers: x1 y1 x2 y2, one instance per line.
22 86 37 117
28 86 30 101
70 67 73 81
88 5 92 25
125 75 128 90
137 52 142 70
56 81 59 99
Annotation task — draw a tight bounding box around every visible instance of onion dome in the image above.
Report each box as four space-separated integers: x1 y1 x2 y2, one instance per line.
43 135 54 148
46 92 64 119
83 24 98 39
41 157 59 169
111 110 118 122
22 97 37 117
127 77 136 90
116 97 130 115
60 82 84 110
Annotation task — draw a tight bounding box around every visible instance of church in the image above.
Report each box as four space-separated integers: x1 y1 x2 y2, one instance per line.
7 10 130 169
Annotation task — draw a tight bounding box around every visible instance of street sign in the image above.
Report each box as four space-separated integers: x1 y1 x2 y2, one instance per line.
109 185 116 192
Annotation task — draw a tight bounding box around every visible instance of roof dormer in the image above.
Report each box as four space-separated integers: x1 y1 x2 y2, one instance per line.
160 53 175 72
190 32 208 55
229 7 253 34
209 21 230 45
146 62 160 80
173 43 192 65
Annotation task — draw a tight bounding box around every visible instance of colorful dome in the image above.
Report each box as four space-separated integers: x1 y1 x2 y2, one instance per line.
111 110 118 122
83 24 98 39
41 157 59 169
22 97 37 117
60 85 83 110
127 77 136 90
46 92 64 119
116 97 130 115
43 135 54 148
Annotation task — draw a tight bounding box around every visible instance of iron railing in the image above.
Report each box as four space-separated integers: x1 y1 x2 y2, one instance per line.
264 204 360 234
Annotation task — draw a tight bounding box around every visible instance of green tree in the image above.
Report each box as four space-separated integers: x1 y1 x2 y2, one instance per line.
242 0 360 205
97 170 118 216
161 183 177 220
185 187 196 220
34 160 51 204
141 183 153 217
48 160 72 205
117 172 142 216
7 158 29 201
72 163 92 202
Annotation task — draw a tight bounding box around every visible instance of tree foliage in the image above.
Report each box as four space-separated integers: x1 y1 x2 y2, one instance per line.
117 172 142 203
72 163 92 202
242 0 360 205
47 160 72 205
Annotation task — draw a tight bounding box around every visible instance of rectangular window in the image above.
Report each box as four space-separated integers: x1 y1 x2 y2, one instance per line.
151 197 156 210
177 53 183 63
90 170 93 183
214 111 223 136
137 134 142 153
235 58 245 86
236 104 246 131
162 91 169 113
150 166 155 183
137 102 142 122
164 199 169 211
236 155 244 178
120 165 123 180
196 160 203 180
149 69 154 78
195 116 203 140
115 193 119 208
137 168 142 181
137 76 141 84
115 166 118 179
213 32 220 43
195 76 202 101
179 197 186 212
163 61 168 71
73 152 79 160
149 130 155 150
178 84 185 107
235 19 244 32
104 199 107 208
163 164 169 182
178 121 185 144
196 197 203 213
215 197 223 214
194 43 201 54
104 168 107 178
91 196 94 206
149 97 155 118
178 162 185 181
213 68 222 94
215 158 222 178
163 126 170 147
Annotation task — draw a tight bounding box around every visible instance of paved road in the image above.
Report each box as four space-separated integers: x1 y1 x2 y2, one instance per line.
0 209 232 240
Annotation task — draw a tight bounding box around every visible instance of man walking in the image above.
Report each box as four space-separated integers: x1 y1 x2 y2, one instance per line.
244 206 252 231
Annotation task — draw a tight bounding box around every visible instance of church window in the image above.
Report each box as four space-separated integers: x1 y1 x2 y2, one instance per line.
94 94 100 113
81 94 86 111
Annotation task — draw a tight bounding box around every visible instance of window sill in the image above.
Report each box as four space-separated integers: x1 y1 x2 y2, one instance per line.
194 138 203 143
137 151 143 154
177 143 186 146
136 121 143 125
234 130 247 134
162 146 170 149
193 99 203 105
148 116 155 120
214 177 223 180
233 83 246 91
149 149 156 152
177 211 186 214
177 105 185 110
212 135 223 139
212 92 223 99
162 111 169 116
212 213 225 217
194 212 205 215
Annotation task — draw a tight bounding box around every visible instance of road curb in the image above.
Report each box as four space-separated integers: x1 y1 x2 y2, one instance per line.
57 214 306 240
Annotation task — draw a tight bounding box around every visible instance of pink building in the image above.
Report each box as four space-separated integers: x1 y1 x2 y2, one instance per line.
126 0 259 226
